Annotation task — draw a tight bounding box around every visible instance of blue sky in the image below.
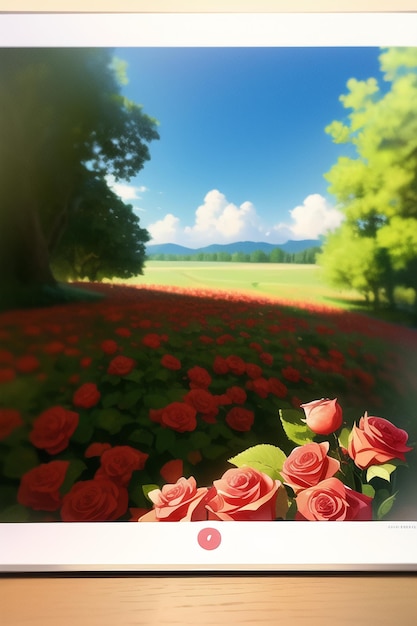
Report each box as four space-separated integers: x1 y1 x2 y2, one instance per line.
108 47 383 247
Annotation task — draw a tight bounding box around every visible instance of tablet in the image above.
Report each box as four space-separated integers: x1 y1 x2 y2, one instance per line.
0 10 416 573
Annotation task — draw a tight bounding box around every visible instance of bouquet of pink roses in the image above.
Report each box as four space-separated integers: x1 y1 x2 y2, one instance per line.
138 398 413 522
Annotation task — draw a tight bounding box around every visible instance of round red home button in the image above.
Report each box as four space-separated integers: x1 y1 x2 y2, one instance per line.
197 527 222 551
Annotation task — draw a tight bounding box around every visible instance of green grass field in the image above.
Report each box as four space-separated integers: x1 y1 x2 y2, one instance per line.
122 261 362 310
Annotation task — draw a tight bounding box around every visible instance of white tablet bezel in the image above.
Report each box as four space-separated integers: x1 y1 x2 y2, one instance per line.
0 10 416 573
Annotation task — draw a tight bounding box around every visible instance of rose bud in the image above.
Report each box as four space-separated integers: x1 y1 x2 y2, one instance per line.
301 398 343 436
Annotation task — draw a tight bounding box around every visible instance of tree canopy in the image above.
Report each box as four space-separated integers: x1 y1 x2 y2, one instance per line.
0 48 159 307
318 47 417 311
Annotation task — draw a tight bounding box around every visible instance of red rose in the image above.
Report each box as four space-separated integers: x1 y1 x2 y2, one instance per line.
95 445 148 486
260 352 273 366
184 389 218 417
206 466 282 521
17 461 69 511
72 382 101 409
142 333 161 348
149 407 163 424
15 355 40 374
44 341 65 355
0 408 23 440
160 402 197 432
301 398 343 436
225 355 246 375
61 478 128 521
85 442 112 458
282 366 301 383
281 442 340 494
295 477 373 521
100 339 119 355
225 407 254 432
139 476 208 522
187 366 212 389
225 386 247 404
268 377 288 398
245 363 263 380
161 354 182 370
107 355 135 376
247 377 269 398
30 406 79 455
0 349 14 363
160 459 184 483
0 368 15 383
213 356 229 375
115 327 131 338
348 413 412 470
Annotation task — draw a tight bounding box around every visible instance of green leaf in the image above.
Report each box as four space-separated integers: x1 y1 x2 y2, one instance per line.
155 428 176 454
0 504 30 522
142 484 160 502
154 369 170 382
3 446 39 479
143 393 169 409
118 388 143 410
188 431 211 449
71 418 94 444
61 459 88 494
123 369 143 384
95 408 130 435
101 390 122 409
129 429 154 447
366 463 399 483
338 427 351 450
376 493 397 520
201 443 229 461
279 408 315 446
362 484 376 498
228 444 287 481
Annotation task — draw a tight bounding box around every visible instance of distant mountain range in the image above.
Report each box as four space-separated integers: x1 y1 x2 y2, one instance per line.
146 239 321 256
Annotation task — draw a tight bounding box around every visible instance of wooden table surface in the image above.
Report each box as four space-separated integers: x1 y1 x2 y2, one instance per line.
1 574 416 625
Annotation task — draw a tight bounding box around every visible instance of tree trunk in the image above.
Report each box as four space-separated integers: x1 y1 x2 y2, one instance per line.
0 200 56 308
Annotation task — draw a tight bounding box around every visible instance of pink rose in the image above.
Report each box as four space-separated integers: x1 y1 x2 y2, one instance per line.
281 442 340 494
205 466 281 521
348 413 412 470
301 398 343 435
295 477 373 521
139 477 208 522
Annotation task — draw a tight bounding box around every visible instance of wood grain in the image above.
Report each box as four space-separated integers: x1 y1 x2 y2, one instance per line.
1 576 416 625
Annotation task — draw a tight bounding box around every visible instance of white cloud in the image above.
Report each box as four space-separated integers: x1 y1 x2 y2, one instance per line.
148 213 181 243
184 190 263 245
273 194 343 241
106 175 148 202
147 190 343 246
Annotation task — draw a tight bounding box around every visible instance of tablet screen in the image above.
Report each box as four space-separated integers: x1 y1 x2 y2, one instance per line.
0 11 416 572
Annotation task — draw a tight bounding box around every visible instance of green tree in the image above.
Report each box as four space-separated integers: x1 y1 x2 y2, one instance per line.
319 47 417 309
51 177 150 281
0 48 159 307
231 252 249 262
270 247 285 263
250 250 269 263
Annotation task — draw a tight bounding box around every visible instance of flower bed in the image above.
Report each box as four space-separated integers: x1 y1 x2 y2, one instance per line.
0 283 415 522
